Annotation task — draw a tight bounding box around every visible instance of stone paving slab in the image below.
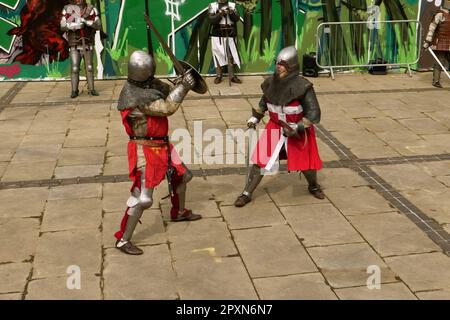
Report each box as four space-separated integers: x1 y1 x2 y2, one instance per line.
0 187 48 218
281 203 364 247
325 186 395 216
102 182 130 213
11 144 62 163
48 183 102 201
174 256 258 300
401 189 450 225
54 164 103 179
42 198 102 232
20 133 66 147
335 282 417 300
169 223 237 262
254 273 337 300
416 289 450 300
348 212 440 257
0 263 31 294
0 218 39 263
0 107 38 120
307 243 398 289
232 225 317 278
33 229 102 279
0 293 23 300
221 201 285 230
385 252 450 292
103 245 178 300
1 161 56 182
103 156 128 175
318 168 369 188
26 275 102 300
371 163 446 192
58 147 106 166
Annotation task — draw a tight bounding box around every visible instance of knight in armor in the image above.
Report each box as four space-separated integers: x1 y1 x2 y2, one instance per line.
423 0 450 88
208 0 242 84
234 46 325 208
114 51 202 255
61 0 100 98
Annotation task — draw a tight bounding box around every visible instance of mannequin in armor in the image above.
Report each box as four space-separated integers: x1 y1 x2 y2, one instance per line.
423 0 450 88
114 51 202 255
61 0 100 98
234 46 325 208
208 0 242 84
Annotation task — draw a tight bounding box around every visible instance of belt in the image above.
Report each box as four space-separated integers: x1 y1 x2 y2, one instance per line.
130 136 169 147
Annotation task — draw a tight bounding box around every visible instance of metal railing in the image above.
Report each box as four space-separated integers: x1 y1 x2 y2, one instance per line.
316 20 422 80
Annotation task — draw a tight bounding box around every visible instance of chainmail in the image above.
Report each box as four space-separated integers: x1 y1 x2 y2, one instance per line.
117 78 171 111
261 73 313 106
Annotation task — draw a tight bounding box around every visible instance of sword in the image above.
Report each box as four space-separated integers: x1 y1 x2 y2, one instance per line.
245 127 255 182
428 47 450 80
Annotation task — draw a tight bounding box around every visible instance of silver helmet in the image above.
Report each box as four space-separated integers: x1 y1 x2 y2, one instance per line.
128 50 156 82
275 46 299 75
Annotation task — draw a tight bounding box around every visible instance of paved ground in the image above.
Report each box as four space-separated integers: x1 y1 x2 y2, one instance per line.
0 71 450 300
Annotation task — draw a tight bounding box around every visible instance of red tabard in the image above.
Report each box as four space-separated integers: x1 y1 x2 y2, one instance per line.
120 109 186 190
251 99 322 171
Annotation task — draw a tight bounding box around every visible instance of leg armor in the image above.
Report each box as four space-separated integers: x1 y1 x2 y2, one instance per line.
115 168 154 255
302 170 325 200
433 51 450 87
70 48 81 98
169 166 201 221
83 49 99 96
234 164 264 207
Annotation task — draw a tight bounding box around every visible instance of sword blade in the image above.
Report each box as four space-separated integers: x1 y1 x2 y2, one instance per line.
144 14 185 75
428 47 450 80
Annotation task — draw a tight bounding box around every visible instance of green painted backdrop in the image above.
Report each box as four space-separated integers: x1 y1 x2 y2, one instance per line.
0 0 429 80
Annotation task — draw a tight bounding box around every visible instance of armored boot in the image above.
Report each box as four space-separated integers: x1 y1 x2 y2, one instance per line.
229 63 242 84
433 67 443 88
115 169 153 255
234 164 264 207
170 169 202 222
214 67 223 84
302 170 325 199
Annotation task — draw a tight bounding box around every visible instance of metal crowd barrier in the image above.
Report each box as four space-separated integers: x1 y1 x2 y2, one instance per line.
315 20 422 80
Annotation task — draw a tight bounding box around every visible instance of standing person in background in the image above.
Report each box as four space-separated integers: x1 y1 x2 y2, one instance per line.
208 0 242 84
61 0 101 98
423 0 450 88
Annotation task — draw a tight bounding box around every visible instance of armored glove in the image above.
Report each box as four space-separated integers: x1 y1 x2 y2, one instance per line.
423 40 431 49
181 69 197 90
247 116 260 129
168 69 197 104
69 21 84 31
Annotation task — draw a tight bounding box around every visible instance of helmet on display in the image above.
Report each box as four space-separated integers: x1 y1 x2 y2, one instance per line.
71 0 86 6
276 46 300 75
127 50 156 83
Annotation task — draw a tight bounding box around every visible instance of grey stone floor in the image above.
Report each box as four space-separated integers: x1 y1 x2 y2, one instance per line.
0 71 450 300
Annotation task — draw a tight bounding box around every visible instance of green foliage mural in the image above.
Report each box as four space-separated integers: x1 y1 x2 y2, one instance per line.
0 0 435 80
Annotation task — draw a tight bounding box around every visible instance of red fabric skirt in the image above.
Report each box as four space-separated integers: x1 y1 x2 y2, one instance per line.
127 142 186 190
252 119 322 171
